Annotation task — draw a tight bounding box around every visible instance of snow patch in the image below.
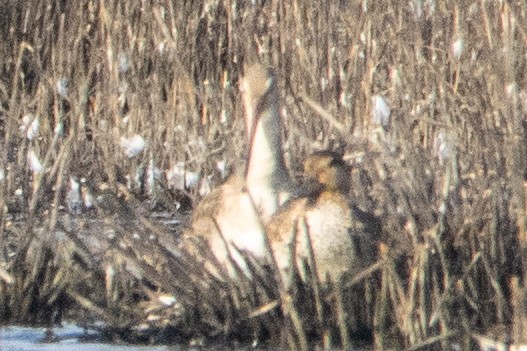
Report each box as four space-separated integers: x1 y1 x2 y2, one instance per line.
120 135 146 158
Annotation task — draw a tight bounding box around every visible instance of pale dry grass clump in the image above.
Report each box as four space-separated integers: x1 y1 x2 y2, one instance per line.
1 0 527 349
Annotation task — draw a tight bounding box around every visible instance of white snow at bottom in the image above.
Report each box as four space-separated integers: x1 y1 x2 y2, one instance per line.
0 324 378 350
0 325 171 351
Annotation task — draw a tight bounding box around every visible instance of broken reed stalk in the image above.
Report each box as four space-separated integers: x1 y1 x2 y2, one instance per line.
298 216 329 346
244 189 310 351
298 93 347 136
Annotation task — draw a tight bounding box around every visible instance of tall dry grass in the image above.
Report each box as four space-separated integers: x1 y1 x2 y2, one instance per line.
1 0 527 349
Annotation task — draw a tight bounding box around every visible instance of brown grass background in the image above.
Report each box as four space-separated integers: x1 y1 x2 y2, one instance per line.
1 0 527 349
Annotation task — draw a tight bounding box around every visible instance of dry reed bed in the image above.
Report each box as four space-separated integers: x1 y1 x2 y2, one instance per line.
1 0 527 349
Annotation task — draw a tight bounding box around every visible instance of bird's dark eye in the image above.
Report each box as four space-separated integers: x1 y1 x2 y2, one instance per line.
329 158 345 167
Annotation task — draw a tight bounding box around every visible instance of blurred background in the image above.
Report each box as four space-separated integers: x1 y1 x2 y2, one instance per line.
1 0 527 349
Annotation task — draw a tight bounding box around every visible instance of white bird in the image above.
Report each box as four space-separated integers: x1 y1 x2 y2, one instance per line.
181 64 293 277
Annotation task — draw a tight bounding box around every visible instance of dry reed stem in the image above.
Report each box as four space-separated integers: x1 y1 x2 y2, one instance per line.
300 215 335 348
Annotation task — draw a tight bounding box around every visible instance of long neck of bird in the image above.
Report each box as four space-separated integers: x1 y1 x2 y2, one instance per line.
243 66 290 219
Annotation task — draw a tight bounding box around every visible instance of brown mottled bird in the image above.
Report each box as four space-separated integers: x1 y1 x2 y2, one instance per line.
181 64 293 276
267 151 378 287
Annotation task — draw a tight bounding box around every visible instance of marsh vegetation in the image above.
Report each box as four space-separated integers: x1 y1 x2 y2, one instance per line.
1 0 527 349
